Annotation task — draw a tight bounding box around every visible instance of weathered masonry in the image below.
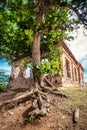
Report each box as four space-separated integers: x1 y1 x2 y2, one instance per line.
60 41 84 87
8 41 85 89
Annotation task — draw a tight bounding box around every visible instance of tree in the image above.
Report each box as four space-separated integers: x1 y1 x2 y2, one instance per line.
0 0 87 116
0 1 86 78
0 1 71 80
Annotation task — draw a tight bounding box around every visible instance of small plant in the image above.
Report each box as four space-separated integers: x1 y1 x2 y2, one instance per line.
23 113 36 125
28 113 36 122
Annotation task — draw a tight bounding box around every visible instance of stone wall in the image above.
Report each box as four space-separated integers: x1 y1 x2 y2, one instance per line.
7 57 33 90
7 77 34 91
61 42 85 87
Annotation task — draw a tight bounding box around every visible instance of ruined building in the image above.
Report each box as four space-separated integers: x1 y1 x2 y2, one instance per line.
8 41 84 89
60 41 84 87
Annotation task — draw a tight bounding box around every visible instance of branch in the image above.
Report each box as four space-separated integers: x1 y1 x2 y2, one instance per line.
43 1 87 26
63 3 87 26
41 25 66 35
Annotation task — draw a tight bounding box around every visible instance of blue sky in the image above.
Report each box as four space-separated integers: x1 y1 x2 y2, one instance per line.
0 59 30 77
0 59 11 75
0 27 87 81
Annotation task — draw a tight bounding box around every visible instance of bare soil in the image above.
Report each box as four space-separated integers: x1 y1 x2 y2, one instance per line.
0 86 87 130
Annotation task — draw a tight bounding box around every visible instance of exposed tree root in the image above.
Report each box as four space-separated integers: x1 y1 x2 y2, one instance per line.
0 81 67 117
44 77 56 88
0 89 36 111
41 85 68 98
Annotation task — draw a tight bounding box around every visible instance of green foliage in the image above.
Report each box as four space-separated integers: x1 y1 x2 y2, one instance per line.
0 0 75 63
28 113 36 122
0 82 7 91
0 72 9 91
0 0 86 76
35 48 63 77
38 60 61 75
34 41 63 77
20 60 32 68
0 1 34 63
24 113 36 125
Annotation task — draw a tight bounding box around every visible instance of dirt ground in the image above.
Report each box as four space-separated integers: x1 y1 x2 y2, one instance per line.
0 86 87 130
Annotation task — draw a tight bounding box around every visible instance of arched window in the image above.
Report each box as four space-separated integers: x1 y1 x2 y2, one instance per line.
74 68 77 81
66 58 71 78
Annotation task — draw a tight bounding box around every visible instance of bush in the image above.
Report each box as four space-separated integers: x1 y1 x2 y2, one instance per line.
0 72 9 91
0 82 7 91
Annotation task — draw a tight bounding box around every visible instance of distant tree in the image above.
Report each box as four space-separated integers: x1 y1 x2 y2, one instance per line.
0 72 9 91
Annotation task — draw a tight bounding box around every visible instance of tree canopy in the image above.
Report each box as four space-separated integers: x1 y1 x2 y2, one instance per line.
0 0 87 77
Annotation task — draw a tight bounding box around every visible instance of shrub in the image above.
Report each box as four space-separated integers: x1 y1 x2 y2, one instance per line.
0 72 9 91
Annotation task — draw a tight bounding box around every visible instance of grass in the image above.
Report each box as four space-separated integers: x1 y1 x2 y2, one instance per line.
62 86 87 109
59 86 87 127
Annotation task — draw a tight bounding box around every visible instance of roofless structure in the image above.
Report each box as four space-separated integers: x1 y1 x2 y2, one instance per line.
61 41 84 87
8 41 85 89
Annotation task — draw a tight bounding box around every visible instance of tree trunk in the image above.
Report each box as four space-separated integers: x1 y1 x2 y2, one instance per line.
32 30 41 86
32 12 42 87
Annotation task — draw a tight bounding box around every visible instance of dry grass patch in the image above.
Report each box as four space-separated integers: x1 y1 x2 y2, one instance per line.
62 86 87 109
59 86 87 128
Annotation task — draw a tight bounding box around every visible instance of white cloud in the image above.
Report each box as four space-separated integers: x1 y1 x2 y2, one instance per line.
66 27 87 61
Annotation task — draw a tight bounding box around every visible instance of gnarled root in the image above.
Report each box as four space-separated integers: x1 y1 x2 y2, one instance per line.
0 80 67 118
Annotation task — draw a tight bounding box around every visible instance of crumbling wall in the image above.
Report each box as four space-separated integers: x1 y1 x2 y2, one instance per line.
7 57 33 90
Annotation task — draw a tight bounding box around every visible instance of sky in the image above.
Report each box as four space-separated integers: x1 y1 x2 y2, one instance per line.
0 59 30 77
0 27 87 81
0 59 11 75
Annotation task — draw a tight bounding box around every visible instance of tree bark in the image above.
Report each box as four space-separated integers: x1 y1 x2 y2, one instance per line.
32 30 41 85
32 12 42 86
